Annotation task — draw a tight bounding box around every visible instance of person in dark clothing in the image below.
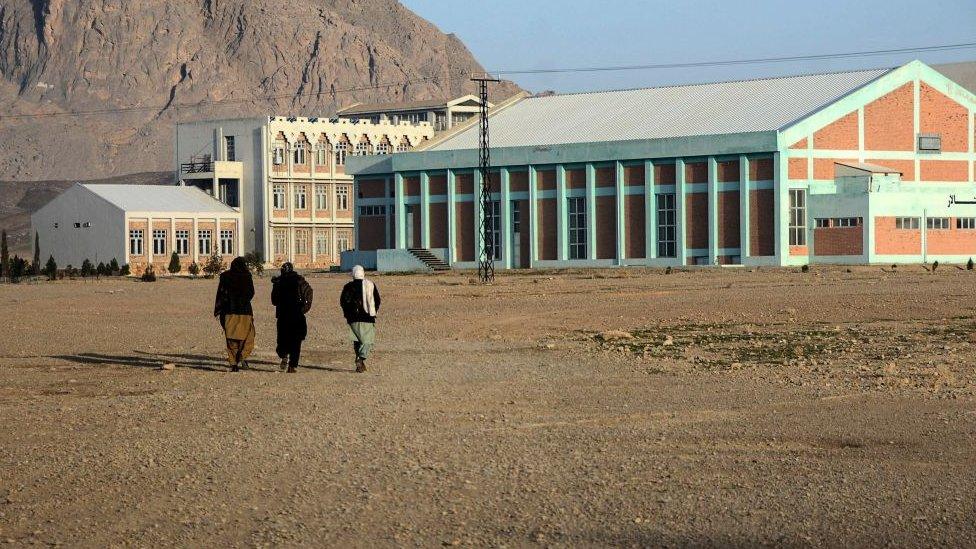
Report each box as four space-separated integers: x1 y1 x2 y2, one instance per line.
340 265 381 373
214 257 256 372
271 263 313 373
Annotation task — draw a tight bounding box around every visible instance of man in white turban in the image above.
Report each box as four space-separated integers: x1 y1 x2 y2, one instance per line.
340 265 381 373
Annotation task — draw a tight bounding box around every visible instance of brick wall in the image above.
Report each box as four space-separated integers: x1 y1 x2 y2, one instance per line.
875 217 921 255
537 169 556 191
750 158 774 181
566 168 585 189
455 202 474 261
685 193 708 249
510 171 529 192
455 173 473 195
920 160 969 182
717 191 740 248
405 176 421 197
595 167 615 188
625 194 645 259
685 162 707 184
813 111 859 150
750 189 775 256
865 83 914 151
359 179 386 199
358 218 386 251
926 218 976 255
624 165 645 185
429 174 447 196
595 196 616 259
537 198 557 260
814 227 863 256
517 199 531 267
717 160 739 182
429 203 448 249
655 163 676 185
920 82 969 152
789 158 808 180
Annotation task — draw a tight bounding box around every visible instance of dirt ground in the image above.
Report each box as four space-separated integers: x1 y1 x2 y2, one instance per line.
0 265 974 547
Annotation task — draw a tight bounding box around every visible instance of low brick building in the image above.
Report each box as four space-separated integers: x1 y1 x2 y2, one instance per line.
346 60 976 270
32 184 243 274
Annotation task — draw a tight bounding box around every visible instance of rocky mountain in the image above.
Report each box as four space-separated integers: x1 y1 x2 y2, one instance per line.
0 0 521 181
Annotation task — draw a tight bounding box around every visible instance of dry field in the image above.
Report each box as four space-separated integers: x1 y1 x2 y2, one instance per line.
1 266 974 547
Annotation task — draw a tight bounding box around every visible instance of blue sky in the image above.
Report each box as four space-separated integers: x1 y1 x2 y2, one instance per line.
401 0 976 93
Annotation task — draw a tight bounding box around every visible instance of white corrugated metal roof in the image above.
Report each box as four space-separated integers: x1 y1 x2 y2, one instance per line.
82 184 238 213
429 68 891 151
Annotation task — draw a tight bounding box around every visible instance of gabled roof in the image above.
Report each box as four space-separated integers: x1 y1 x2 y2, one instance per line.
81 184 238 213
338 95 487 116
428 67 891 151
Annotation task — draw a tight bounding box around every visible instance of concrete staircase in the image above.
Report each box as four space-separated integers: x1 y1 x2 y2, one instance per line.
407 248 450 271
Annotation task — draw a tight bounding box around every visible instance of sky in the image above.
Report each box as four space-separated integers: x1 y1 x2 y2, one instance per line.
400 0 976 93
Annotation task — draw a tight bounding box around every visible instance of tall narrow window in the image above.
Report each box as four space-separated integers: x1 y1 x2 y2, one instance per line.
315 231 329 256
656 193 677 258
315 185 328 210
273 230 287 256
294 143 307 165
789 189 807 246
337 231 351 254
337 185 350 210
129 229 144 256
273 142 286 165
334 142 348 166
152 229 167 256
224 136 236 161
568 197 587 260
175 229 190 255
273 184 286 209
294 229 309 255
486 201 501 260
198 230 212 255
219 230 234 255
315 142 329 167
295 185 307 210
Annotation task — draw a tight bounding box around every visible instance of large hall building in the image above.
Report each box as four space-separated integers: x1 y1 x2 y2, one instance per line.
345 61 976 270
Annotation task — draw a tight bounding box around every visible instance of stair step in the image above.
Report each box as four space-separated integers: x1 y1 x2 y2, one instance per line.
407 248 450 271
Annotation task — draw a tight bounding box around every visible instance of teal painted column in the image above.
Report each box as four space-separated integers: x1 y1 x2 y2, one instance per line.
446 169 457 264
773 152 788 264
707 156 718 265
474 170 484 264
585 163 597 260
675 159 687 265
615 161 626 265
556 165 568 261
394 172 406 249
384 176 392 249
645 160 656 261
528 166 539 267
738 155 750 262
500 168 512 270
420 171 431 249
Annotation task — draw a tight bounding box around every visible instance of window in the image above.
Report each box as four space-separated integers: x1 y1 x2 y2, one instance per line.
835 217 861 228
129 229 144 256
354 142 370 156
404 113 422 124
218 230 234 255
175 230 190 255
315 231 330 256
224 136 236 161
359 205 387 216
152 229 167 256
315 142 329 166
295 185 307 210
337 185 350 210
957 218 976 230
568 197 587 259
927 217 950 230
295 229 309 255
895 217 920 230
788 189 806 246
486 201 501 260
815 218 830 228
293 143 307 165
273 230 287 256
918 133 941 154
315 185 328 210
273 142 286 165
334 142 348 166
198 230 212 255
395 142 410 153
656 193 676 258
337 232 351 254
375 143 391 155
273 184 286 209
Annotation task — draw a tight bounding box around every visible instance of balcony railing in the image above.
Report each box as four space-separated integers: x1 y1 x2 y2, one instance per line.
181 161 214 174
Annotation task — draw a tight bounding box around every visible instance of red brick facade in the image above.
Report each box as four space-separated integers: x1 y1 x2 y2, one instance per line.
814 227 863 256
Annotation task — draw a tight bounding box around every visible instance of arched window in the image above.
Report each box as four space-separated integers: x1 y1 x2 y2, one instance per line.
334 141 349 166
314 140 330 166
293 142 307 165
354 141 370 156
395 141 410 153
272 141 286 165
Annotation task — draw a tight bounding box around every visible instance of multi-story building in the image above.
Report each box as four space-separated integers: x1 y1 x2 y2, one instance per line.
175 116 435 268
346 60 976 270
337 96 490 132
31 184 243 274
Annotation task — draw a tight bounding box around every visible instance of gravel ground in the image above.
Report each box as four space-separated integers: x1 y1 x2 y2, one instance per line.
1 266 974 547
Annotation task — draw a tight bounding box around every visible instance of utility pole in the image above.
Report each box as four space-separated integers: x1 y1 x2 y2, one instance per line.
472 74 499 284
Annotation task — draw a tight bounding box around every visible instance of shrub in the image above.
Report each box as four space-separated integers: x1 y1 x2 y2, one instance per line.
168 251 182 274
120 264 131 276
80 259 94 278
664 266 673 275
801 264 810 273
9 255 26 282
96 262 107 277
109 258 121 276
243 251 265 275
141 264 157 282
65 265 77 278
202 252 224 278
188 262 200 278
932 260 939 272
968 258 974 271
44 256 57 281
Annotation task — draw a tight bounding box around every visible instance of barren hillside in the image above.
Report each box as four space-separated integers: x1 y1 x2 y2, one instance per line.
0 0 520 181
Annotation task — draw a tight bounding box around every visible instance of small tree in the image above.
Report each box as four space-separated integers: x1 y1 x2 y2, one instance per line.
141 264 157 282
932 260 940 272
80 259 94 278
968 258 974 271
202 252 224 278
243 251 265 275
120 264 131 276
188 262 200 278
9 256 26 282
96 262 107 277
44 255 57 281
108 258 120 276
32 231 40 276
168 251 182 274
0 229 8 281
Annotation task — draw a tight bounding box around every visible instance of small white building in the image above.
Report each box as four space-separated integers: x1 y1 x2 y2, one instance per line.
32 184 243 274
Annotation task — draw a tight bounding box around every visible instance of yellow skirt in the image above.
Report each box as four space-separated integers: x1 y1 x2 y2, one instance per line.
223 314 256 365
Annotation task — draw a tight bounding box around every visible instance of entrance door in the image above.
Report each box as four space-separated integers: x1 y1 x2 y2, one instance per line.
511 201 522 268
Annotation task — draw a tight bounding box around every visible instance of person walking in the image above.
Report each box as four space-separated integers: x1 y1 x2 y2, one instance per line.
214 257 256 372
271 263 313 373
340 265 381 373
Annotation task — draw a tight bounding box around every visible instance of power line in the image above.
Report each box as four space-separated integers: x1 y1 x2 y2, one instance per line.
489 41 976 76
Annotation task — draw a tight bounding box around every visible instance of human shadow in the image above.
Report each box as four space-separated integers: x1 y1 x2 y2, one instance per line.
50 352 226 373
